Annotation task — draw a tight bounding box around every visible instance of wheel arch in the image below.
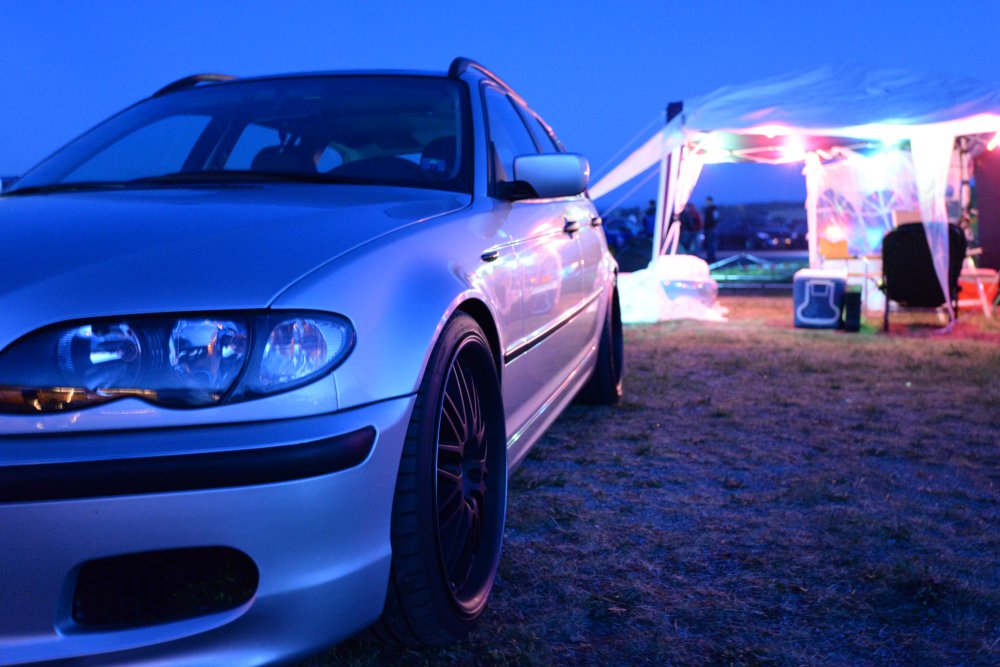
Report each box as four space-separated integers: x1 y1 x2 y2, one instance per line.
454 298 503 383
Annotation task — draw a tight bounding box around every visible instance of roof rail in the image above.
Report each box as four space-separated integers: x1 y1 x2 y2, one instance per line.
448 57 516 95
153 73 237 97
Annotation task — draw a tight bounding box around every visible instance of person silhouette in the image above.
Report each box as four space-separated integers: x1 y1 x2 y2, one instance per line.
702 196 719 263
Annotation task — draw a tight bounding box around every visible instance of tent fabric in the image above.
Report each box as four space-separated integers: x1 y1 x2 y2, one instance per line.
618 255 726 323
910 129 961 310
803 153 823 268
673 146 704 220
590 63 1000 320
809 148 918 257
651 145 705 259
591 63 1000 200
591 128 681 201
680 63 1000 137
657 145 681 256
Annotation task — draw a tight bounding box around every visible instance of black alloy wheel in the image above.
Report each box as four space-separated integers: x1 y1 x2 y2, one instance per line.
378 313 507 645
435 347 492 607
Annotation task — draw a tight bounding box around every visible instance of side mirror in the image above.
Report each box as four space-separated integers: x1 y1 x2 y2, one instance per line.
508 153 589 200
0 176 18 194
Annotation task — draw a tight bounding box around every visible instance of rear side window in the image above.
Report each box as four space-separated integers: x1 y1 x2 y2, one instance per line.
484 88 538 183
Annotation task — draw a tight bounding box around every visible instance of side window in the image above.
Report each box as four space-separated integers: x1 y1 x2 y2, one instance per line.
519 107 561 153
67 115 211 181
484 88 538 183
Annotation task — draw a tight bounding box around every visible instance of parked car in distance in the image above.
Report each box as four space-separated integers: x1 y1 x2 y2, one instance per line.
746 225 806 250
0 58 623 665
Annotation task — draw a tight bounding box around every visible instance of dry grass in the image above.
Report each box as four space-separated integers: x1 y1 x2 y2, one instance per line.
305 296 1000 667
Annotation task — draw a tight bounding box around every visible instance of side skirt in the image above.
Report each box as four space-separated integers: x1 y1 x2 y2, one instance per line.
503 341 597 472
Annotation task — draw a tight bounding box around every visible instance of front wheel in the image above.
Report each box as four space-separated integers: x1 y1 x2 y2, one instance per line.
377 313 507 645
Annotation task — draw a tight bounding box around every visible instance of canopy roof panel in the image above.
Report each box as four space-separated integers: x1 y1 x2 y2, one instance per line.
591 63 1000 200
681 62 1000 136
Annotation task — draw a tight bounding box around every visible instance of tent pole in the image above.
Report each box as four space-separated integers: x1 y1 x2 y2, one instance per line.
665 147 683 256
958 136 971 214
651 102 683 268
652 147 670 267
803 153 822 269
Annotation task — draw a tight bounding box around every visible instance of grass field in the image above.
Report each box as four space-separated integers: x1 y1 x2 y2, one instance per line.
306 295 1000 667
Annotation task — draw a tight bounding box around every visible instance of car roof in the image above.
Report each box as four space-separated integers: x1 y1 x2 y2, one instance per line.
240 69 448 82
152 59 512 99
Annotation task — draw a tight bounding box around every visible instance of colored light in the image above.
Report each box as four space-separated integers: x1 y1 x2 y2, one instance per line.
780 136 806 161
751 124 790 139
823 225 846 242
988 132 999 151
884 138 908 151
692 132 731 163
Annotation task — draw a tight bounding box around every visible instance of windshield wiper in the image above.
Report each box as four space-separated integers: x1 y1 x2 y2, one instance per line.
3 171 378 198
128 170 377 186
2 181 132 197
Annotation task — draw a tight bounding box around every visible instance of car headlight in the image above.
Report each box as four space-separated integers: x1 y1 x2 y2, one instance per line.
0 311 354 414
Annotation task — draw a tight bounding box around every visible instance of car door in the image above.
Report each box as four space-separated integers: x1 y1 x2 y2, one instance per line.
481 86 590 435
515 100 606 321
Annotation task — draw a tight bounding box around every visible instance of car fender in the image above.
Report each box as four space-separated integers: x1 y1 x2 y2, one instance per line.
271 208 514 411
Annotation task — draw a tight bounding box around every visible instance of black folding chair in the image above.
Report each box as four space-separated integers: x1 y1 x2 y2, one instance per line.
880 223 967 332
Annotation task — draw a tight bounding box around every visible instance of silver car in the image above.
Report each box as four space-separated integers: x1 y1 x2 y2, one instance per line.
0 58 623 665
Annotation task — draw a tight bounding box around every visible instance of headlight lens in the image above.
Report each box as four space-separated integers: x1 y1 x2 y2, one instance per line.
57 323 143 389
251 317 347 393
0 311 353 414
169 319 249 396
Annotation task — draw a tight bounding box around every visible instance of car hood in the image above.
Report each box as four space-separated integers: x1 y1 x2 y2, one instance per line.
0 184 469 346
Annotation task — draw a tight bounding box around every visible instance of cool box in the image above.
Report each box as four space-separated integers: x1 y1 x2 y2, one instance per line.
793 269 847 329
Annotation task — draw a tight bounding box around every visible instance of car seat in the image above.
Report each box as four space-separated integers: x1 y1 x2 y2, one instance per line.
250 145 317 174
420 137 457 180
327 156 422 181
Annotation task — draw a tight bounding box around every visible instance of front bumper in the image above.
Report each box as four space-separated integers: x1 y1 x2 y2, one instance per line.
0 395 415 665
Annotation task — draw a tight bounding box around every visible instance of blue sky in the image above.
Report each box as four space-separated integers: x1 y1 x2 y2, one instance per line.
3 1 1000 206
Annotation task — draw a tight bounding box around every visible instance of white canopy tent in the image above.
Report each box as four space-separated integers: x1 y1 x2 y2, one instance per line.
591 64 1000 319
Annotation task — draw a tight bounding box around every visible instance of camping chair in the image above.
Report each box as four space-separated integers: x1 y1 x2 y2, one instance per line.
958 249 998 319
880 223 967 332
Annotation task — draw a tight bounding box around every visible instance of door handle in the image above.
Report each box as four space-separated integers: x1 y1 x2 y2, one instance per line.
481 249 500 263
590 215 602 227
563 217 581 234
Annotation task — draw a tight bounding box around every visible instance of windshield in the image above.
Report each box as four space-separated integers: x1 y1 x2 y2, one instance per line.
11 75 472 194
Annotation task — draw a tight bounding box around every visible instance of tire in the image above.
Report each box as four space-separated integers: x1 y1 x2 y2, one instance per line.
579 286 624 405
376 313 507 645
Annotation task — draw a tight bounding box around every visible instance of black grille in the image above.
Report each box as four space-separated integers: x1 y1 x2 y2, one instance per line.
72 547 258 628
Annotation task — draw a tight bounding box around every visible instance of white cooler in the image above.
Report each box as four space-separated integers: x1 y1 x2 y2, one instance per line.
794 268 847 328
